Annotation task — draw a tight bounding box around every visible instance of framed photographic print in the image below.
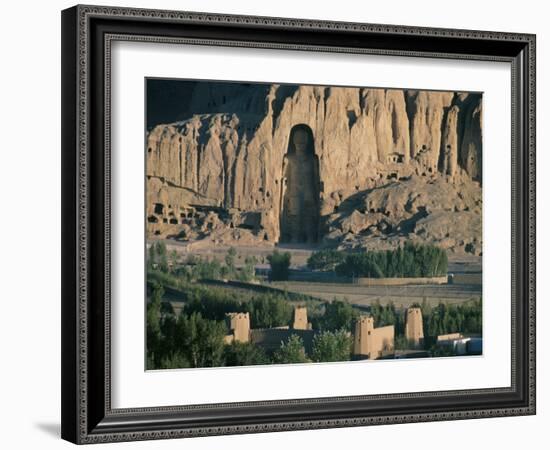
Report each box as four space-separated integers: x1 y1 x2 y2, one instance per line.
61 4 536 444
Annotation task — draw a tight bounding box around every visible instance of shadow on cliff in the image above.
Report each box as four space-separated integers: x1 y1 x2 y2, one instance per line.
330 182 431 238
336 182 397 214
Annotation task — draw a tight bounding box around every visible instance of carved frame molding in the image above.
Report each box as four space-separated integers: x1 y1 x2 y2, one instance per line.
61 4 536 444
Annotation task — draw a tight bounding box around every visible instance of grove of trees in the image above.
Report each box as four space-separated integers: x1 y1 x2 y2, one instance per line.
334 242 448 278
148 244 258 284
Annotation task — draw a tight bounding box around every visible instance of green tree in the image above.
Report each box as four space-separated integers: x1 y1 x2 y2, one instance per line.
146 283 164 367
311 329 352 362
307 249 346 271
183 285 244 321
267 250 291 281
155 241 169 272
147 243 156 270
462 299 482 334
422 301 482 338
419 297 433 336
225 247 237 274
192 258 223 280
370 301 401 330
223 341 268 366
147 267 184 290
159 352 191 369
169 249 178 271
335 252 384 278
174 312 226 368
319 300 359 332
238 255 257 282
273 335 309 364
248 294 293 329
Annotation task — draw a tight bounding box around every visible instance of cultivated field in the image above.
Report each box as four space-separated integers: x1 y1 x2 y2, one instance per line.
268 280 480 307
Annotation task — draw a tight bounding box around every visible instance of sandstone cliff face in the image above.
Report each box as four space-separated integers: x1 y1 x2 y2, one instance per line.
325 174 482 255
146 83 482 252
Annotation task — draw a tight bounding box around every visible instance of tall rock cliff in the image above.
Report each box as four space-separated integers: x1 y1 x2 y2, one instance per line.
146 83 482 253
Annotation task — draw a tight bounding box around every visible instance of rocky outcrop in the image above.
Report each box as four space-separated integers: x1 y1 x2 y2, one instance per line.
324 174 482 255
146 83 482 251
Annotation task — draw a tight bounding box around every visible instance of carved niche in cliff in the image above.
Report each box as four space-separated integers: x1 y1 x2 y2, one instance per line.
279 124 320 244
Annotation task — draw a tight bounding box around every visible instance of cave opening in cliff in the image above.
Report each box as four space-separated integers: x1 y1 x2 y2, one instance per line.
279 124 320 244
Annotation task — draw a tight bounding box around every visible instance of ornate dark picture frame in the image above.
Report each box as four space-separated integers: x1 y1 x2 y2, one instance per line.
61 4 536 444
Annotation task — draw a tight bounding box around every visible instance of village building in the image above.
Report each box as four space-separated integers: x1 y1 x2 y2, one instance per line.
223 306 445 360
405 307 424 348
353 316 395 360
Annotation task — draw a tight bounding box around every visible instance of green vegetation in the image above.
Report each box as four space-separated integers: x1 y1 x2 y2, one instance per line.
183 287 245 321
166 282 302 328
267 250 291 281
148 268 184 290
394 335 417 351
173 312 227 368
225 247 237 272
248 295 293 329
146 240 478 370
191 259 224 280
273 335 309 364
146 277 482 369
335 242 448 278
148 241 169 272
149 242 449 283
223 342 269 366
149 311 226 369
146 283 164 366
148 245 258 285
307 249 346 271
159 352 191 369
315 300 359 332
241 255 258 282
370 301 405 334
421 299 482 338
311 330 352 362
